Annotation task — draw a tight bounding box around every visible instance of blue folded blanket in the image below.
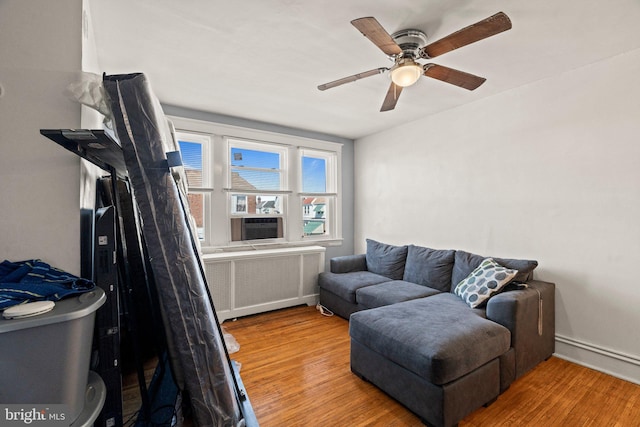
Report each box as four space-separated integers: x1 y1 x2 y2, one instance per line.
0 259 95 310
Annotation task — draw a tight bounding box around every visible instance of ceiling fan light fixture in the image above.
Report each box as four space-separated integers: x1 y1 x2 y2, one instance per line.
390 61 422 87
318 13 512 111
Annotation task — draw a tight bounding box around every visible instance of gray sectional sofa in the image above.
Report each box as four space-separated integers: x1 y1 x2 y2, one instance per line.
318 239 555 427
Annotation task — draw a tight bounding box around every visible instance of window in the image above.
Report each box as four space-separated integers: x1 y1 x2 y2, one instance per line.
175 132 212 242
228 140 287 223
300 150 337 238
172 117 342 249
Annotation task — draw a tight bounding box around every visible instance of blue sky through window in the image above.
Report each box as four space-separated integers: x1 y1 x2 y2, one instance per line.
178 141 202 170
231 147 279 169
231 147 281 190
179 140 328 192
302 156 326 193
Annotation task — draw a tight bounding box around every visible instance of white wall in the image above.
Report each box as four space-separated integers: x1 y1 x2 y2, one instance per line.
354 48 640 383
0 1 83 274
80 0 105 129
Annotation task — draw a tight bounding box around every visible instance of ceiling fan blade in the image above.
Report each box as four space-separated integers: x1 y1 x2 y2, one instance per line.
351 17 403 56
317 67 387 91
380 82 403 112
420 12 512 59
424 64 486 90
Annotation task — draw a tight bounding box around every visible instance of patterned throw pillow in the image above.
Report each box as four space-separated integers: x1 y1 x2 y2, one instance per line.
454 258 518 308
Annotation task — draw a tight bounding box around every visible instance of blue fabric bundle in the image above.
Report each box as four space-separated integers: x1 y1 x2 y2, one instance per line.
0 259 95 310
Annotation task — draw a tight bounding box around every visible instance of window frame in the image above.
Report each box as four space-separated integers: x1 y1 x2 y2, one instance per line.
299 148 338 240
175 131 213 246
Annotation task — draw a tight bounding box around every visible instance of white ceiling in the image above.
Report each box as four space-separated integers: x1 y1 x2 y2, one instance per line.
89 0 640 140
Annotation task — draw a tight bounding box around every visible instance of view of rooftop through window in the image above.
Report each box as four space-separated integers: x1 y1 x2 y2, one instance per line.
231 147 281 191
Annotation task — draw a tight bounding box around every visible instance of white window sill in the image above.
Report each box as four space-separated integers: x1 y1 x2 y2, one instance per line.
200 238 343 254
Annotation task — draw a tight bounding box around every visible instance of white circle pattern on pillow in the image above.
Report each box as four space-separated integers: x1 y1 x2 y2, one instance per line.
454 258 518 308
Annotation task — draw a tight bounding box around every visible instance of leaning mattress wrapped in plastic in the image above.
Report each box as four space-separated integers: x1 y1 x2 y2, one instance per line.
103 73 241 427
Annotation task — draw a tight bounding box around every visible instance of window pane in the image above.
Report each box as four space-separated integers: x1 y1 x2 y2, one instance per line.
230 146 282 191
178 140 203 187
302 156 327 193
231 194 282 215
302 196 327 236
187 192 205 240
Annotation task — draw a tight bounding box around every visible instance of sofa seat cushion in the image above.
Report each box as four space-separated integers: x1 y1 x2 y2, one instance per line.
318 271 392 303
349 293 511 385
356 280 441 309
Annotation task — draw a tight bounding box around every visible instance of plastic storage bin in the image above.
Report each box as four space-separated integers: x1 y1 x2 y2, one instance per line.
0 287 106 424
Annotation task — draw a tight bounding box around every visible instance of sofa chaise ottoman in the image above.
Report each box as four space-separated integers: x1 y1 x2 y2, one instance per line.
318 240 555 427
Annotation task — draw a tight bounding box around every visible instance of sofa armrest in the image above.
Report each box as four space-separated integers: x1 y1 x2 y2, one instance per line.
486 280 555 379
330 254 367 273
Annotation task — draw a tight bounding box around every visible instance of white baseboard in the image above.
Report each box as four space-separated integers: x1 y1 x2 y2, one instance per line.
554 334 640 385
217 295 318 322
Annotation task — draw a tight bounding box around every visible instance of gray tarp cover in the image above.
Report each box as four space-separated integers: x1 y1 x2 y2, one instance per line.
103 73 241 427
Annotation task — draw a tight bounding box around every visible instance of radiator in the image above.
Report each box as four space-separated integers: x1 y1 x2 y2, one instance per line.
201 246 325 321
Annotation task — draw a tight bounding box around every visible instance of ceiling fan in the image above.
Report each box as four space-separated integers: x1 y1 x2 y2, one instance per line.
317 12 512 112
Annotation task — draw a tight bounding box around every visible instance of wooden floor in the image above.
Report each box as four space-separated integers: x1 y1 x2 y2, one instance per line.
122 305 640 426
222 305 640 427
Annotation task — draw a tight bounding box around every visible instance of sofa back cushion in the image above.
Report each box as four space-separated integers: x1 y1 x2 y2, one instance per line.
452 250 538 289
403 245 455 292
366 239 408 280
